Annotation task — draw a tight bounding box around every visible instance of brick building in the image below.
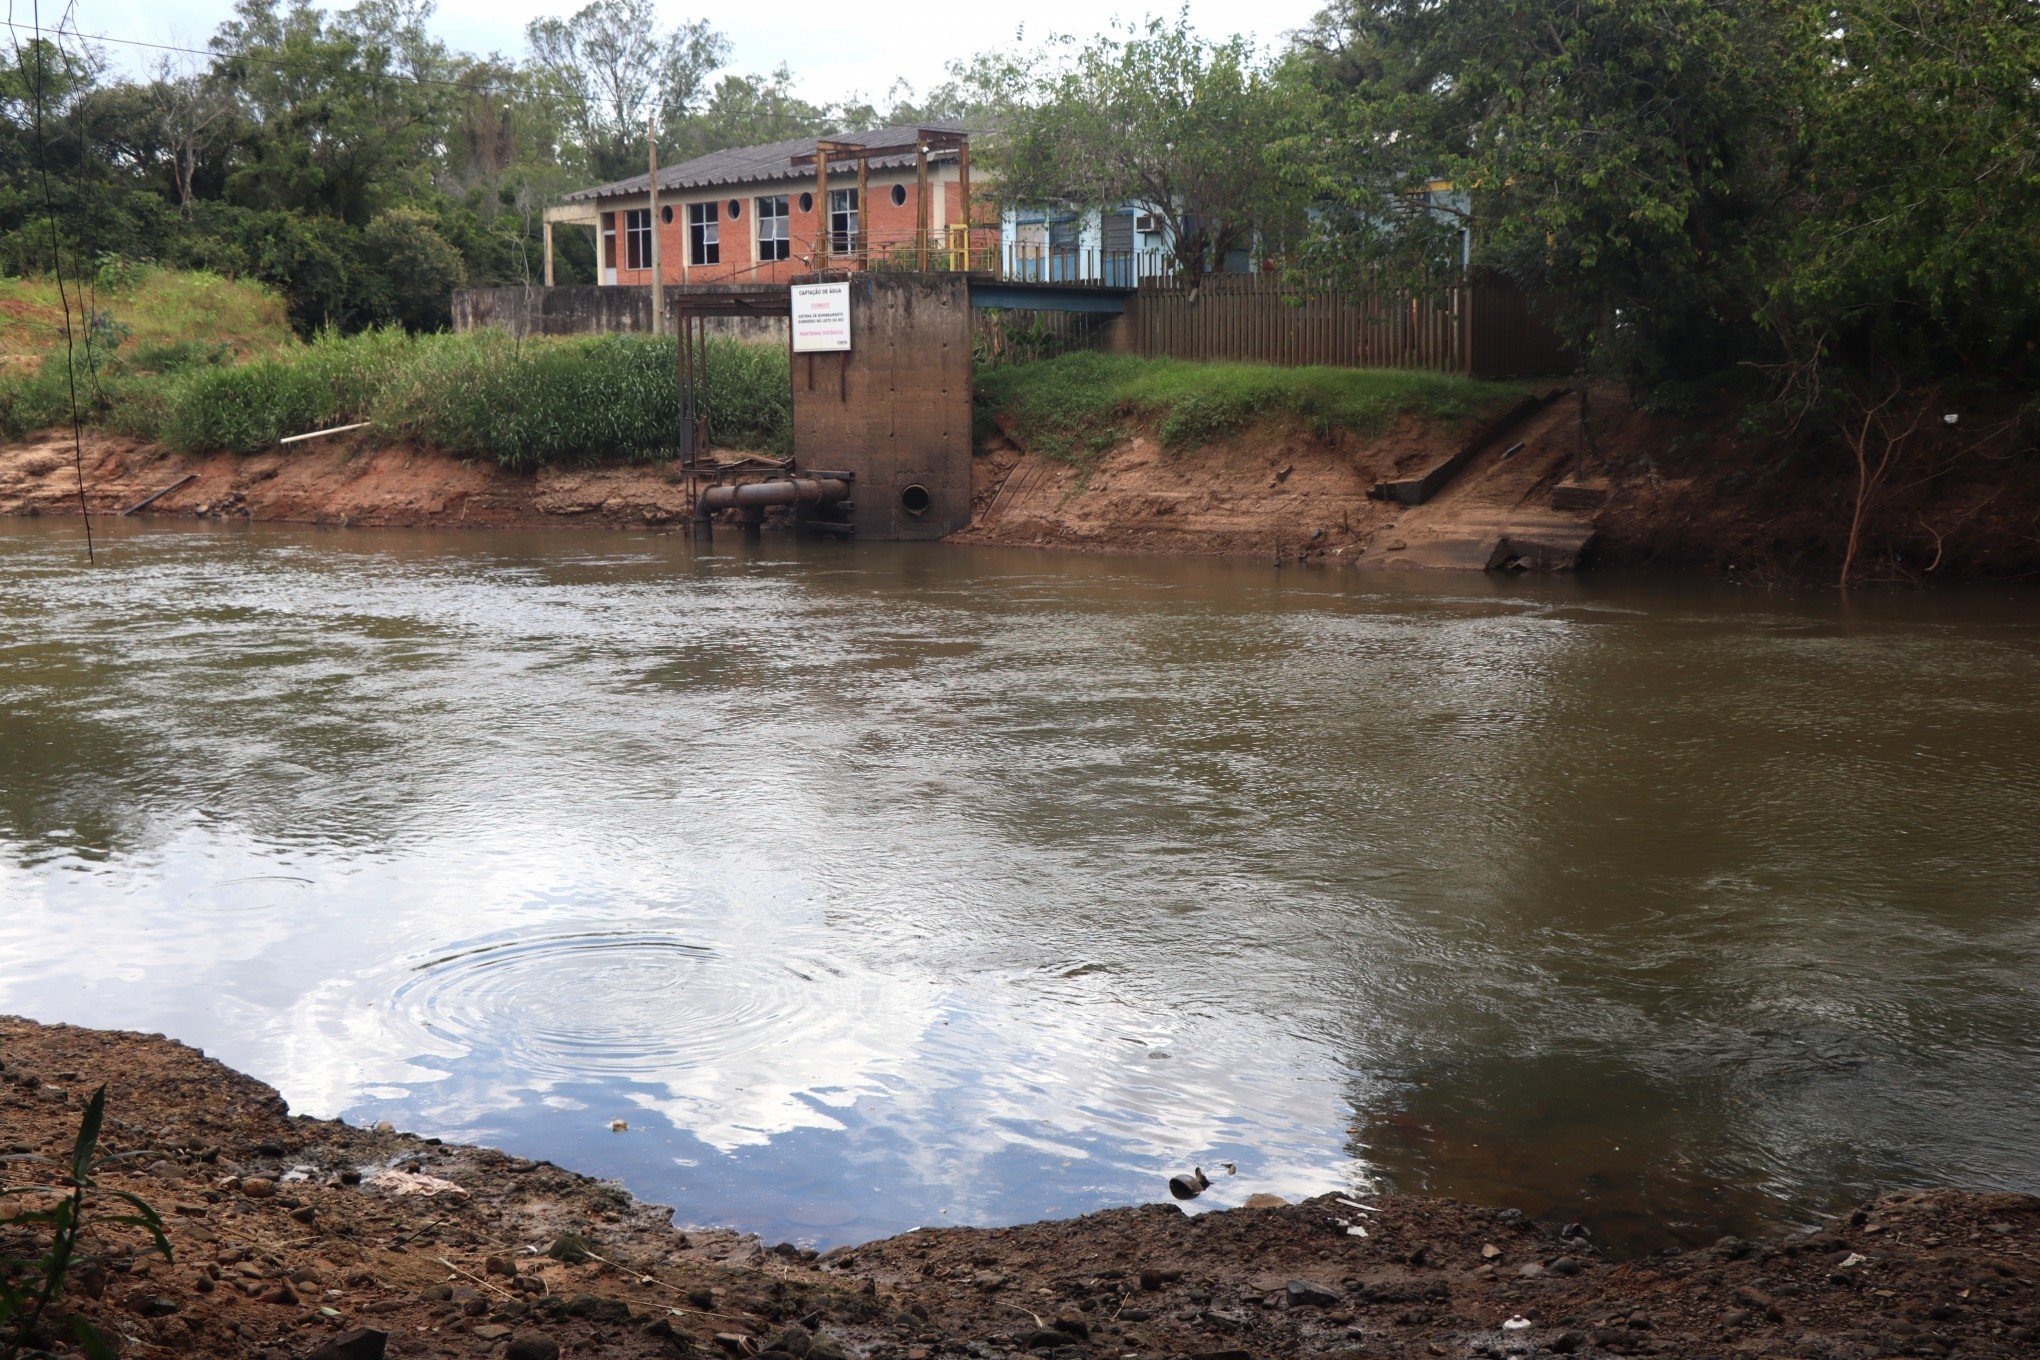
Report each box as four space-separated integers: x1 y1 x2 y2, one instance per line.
543 120 989 288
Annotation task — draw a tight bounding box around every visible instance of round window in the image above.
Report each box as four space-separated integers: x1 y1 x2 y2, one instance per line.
901 484 932 517
890 183 906 207
660 205 674 224
799 191 814 213
727 198 741 219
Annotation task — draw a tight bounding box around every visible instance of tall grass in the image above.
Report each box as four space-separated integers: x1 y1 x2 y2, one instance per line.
976 351 1528 461
0 264 292 366
0 329 792 465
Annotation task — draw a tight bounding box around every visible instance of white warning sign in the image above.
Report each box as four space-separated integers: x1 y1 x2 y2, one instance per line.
791 282 852 353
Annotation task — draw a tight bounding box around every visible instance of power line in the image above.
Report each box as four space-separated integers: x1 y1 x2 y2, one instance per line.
0 17 506 94
9 0 94 563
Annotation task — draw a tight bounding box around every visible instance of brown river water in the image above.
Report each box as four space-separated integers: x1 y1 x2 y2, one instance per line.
2 519 2037 1253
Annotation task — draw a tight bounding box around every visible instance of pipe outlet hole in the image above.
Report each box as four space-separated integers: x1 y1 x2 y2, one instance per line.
901 484 932 517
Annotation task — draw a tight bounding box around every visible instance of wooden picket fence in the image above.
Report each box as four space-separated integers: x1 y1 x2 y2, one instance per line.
1121 273 1572 379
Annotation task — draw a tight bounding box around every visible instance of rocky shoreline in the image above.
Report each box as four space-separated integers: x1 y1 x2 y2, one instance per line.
2 1017 2036 1359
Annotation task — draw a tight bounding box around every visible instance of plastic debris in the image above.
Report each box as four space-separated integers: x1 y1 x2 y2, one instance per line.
364 1168 467 1198
1346 1225 1368 1238
1168 1168 1211 1201
1502 1315 1533 1332
608 1119 629 1133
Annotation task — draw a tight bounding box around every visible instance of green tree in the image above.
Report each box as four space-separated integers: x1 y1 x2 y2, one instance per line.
1767 0 2040 379
988 16 1293 280
1281 0 1804 379
524 0 727 180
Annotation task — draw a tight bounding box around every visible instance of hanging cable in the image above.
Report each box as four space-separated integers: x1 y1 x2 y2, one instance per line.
12 0 94 562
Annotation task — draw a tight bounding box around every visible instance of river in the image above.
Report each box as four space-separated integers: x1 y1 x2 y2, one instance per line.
3 519 2037 1253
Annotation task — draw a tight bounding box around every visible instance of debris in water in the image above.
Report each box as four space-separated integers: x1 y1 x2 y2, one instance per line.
1168 1168 1211 1201
609 1119 629 1133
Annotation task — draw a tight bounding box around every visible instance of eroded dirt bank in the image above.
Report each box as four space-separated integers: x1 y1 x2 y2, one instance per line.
4 1018 2037 1360
962 393 2040 582
0 434 705 531
6 390 2040 582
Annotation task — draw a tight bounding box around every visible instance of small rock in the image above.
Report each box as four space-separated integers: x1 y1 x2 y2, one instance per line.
303 1329 389 1360
291 1205 317 1225
1242 1193 1289 1209
1286 1279 1341 1308
243 1177 278 1199
1547 1255 1580 1277
472 1325 512 1341
546 1233 594 1264
505 1332 562 1360
806 1336 846 1360
259 1284 299 1306
766 1324 812 1356
1547 1330 1585 1354
484 1254 518 1278
133 1295 182 1317
1019 1328 1075 1349
1480 1243 1502 1260
1052 1314 1089 1339
1517 1263 1544 1279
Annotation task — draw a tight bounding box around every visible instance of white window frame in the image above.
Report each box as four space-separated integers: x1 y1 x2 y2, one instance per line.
623 208 652 271
757 195 790 261
688 201 720 266
829 187 859 254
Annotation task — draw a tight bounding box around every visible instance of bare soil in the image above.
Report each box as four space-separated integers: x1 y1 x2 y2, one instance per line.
962 389 2040 582
0 434 705 532
4 1018 2037 1360
5 386 2039 583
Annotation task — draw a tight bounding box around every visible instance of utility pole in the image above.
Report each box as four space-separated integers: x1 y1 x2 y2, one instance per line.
648 110 664 337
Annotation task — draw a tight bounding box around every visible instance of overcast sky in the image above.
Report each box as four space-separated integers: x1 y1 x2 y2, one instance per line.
59 1 1327 106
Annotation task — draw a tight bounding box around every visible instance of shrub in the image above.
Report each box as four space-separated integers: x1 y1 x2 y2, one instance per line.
977 351 1527 461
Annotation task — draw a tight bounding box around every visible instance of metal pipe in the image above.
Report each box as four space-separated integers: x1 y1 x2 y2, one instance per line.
692 476 851 536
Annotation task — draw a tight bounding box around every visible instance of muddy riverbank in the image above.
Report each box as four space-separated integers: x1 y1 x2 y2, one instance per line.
7 390 2038 581
4 1018 2036 1360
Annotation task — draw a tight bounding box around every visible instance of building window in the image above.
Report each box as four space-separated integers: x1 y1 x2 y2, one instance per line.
757 194 789 261
799 190 813 213
623 208 652 271
829 187 859 253
890 183 906 207
688 201 719 266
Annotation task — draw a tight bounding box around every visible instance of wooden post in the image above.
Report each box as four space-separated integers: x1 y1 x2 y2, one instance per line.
957 138 972 271
855 152 869 269
915 138 930 270
815 145 831 272
542 219 554 286
647 112 663 336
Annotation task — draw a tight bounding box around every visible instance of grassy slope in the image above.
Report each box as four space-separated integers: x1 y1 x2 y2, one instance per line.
0 268 292 366
977 351 1528 461
0 268 791 463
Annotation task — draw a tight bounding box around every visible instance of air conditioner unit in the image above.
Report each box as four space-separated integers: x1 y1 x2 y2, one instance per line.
1134 213 1162 235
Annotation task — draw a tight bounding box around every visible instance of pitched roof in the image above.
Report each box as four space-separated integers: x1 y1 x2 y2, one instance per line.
562 119 970 203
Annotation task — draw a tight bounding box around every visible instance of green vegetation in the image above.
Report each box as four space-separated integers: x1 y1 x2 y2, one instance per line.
977 352 1522 461
2 0 982 335
0 323 792 465
0 265 292 365
1 1086 173 1359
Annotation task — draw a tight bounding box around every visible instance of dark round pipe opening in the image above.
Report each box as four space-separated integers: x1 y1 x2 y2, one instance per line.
901 483 932 517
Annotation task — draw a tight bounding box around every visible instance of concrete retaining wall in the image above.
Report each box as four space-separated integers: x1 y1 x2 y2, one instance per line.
453 285 789 345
